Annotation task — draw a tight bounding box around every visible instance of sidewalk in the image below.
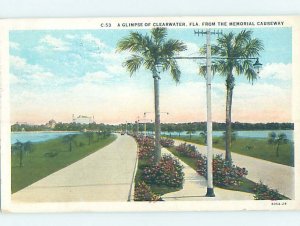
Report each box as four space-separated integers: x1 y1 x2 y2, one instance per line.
173 139 294 199
12 134 138 202
161 148 253 201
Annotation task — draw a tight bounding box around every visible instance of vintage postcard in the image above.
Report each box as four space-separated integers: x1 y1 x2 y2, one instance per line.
0 16 299 212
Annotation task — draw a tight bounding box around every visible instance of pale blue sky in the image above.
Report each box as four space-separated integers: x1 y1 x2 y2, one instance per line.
9 28 292 124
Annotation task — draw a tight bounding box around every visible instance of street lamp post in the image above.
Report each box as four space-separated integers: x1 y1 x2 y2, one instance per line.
173 38 262 197
205 29 215 197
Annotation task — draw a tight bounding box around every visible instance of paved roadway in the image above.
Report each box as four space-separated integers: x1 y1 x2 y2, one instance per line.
12 134 138 202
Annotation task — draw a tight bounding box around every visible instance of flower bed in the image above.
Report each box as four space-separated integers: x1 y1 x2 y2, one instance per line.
197 154 248 187
134 135 155 163
134 181 162 201
175 143 201 158
142 154 184 188
160 138 175 148
253 181 287 200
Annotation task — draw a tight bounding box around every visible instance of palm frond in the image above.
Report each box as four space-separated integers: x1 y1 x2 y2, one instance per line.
161 39 187 57
123 55 144 75
116 32 149 53
151 28 167 44
199 65 206 76
168 59 181 83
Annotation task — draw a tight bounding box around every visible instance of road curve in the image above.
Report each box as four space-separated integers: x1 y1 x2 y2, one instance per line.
12 134 138 202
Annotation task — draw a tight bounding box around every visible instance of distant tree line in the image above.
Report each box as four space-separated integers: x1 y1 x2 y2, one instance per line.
11 122 115 132
11 121 293 132
121 122 294 133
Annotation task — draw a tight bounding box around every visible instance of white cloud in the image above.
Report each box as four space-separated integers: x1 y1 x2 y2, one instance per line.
176 42 202 76
259 63 292 81
10 55 54 83
10 73 23 84
9 41 20 50
82 34 106 49
31 72 54 80
83 71 111 83
184 42 200 57
65 34 76 39
40 35 69 51
10 55 43 73
232 82 292 122
105 64 125 75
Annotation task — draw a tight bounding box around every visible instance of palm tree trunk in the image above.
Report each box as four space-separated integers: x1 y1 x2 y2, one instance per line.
19 147 23 167
225 75 234 162
276 143 280 157
153 75 161 164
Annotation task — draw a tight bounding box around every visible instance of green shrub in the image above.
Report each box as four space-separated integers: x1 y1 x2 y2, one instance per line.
253 181 287 200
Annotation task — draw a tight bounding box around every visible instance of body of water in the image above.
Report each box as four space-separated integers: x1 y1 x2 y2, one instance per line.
11 131 80 144
161 130 294 140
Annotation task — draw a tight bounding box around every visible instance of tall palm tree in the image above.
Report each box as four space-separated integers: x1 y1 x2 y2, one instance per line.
63 134 77 152
268 132 288 157
200 30 264 161
117 28 187 163
85 132 94 145
14 140 34 167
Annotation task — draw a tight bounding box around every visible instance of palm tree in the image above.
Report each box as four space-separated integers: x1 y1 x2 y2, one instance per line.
96 131 103 142
24 141 33 155
268 132 288 157
63 134 77 152
117 28 187 163
186 129 196 140
85 132 94 145
200 30 264 161
200 131 207 144
14 140 34 167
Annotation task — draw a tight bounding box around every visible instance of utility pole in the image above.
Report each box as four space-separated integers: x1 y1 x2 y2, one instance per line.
205 29 214 197
136 116 140 135
194 29 222 197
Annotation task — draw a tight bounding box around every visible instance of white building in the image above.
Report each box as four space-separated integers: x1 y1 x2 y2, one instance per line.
72 114 95 124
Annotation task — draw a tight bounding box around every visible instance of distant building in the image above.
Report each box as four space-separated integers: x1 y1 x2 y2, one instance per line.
72 114 95 124
46 119 56 128
15 121 29 125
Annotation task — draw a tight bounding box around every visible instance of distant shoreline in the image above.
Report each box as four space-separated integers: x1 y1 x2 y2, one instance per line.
11 131 80 134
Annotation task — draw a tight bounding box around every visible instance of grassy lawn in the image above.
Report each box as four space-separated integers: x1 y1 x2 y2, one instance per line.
134 159 181 196
168 135 294 167
11 134 117 193
167 146 288 199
